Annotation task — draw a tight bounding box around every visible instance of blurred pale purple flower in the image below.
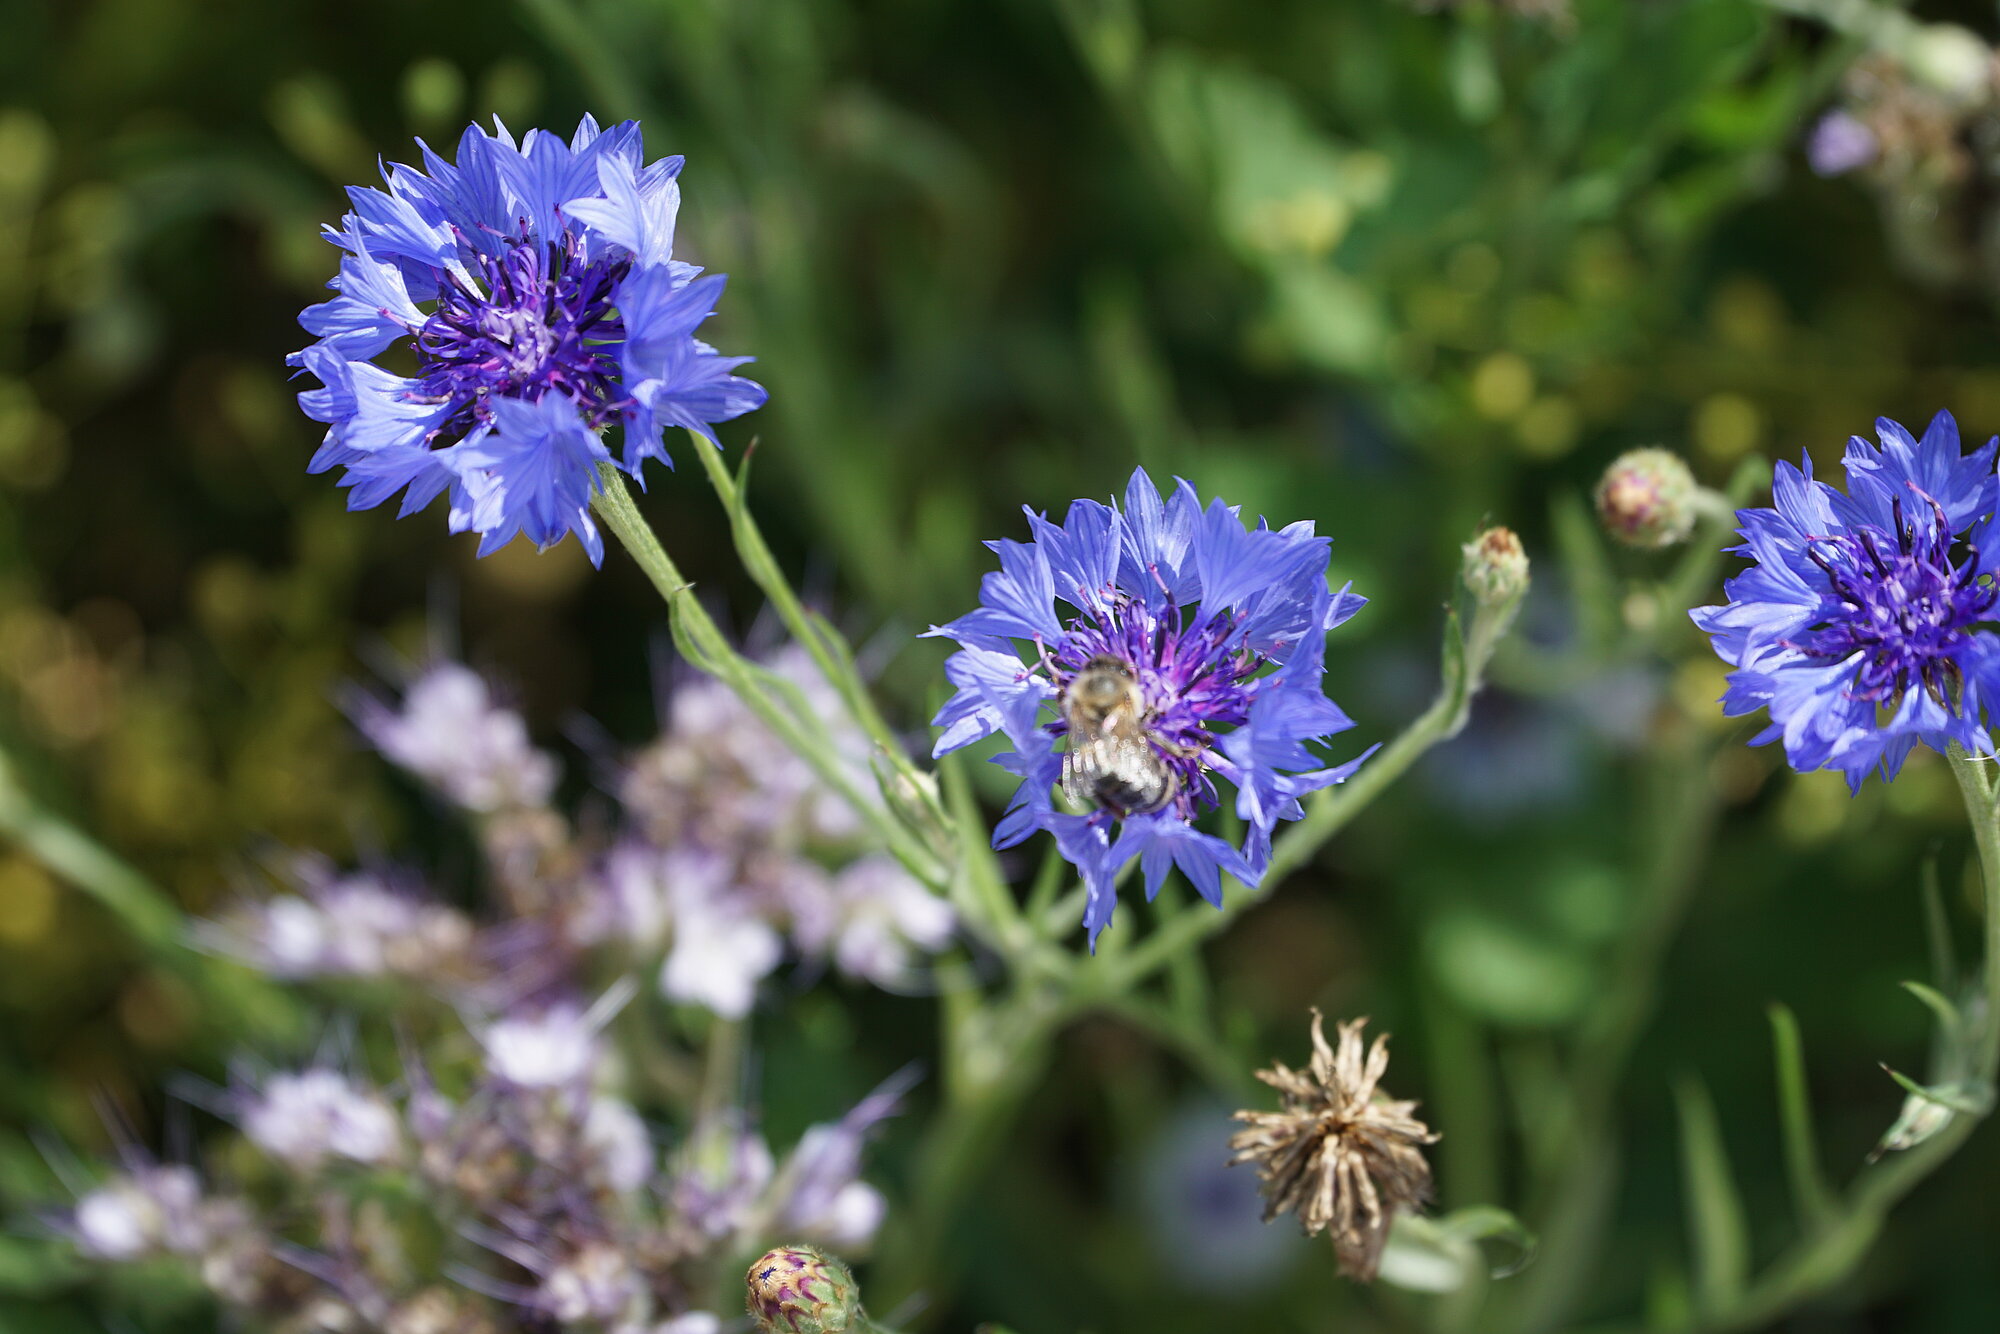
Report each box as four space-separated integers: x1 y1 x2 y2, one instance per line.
354 661 557 813
1808 108 1879 176
768 1069 915 1251
200 861 472 980
662 898 785 1019
600 644 953 1016
238 1069 401 1172
477 1003 603 1088
669 1113 777 1243
67 1167 208 1261
583 1096 655 1195
807 854 956 988
646 1316 722 1334
623 645 865 849
533 1243 646 1324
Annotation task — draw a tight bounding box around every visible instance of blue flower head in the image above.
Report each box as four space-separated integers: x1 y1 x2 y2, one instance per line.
291 117 767 564
1692 411 2000 790
928 470 1374 946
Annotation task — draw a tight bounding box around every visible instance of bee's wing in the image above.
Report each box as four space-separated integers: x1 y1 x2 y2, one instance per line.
1060 728 1114 805
1063 724 1176 813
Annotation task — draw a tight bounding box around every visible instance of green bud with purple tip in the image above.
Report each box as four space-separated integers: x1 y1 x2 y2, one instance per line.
746 1245 864 1334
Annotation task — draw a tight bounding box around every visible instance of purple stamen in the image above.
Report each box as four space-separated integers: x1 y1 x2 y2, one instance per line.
412 230 632 438
1794 493 1998 705
1043 591 1264 822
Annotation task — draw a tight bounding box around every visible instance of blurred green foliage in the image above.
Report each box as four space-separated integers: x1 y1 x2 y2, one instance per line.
5 0 2000 1330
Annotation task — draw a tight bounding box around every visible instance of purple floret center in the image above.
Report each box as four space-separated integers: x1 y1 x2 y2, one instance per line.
1042 592 1260 821
1791 493 1998 707
415 229 631 437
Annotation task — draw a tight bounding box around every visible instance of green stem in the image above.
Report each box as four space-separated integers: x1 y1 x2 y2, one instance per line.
871 981 1070 1317
1101 595 1500 991
1691 747 1999 1331
696 1015 747 1127
1951 750 2000 1081
1501 727 1721 1333
692 441 922 794
590 464 948 887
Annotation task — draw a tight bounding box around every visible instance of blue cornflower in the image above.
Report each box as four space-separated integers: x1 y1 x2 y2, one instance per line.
291 116 766 564
1692 411 2000 789
928 469 1373 945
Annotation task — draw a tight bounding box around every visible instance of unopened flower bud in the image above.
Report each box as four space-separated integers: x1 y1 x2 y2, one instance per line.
1595 447 1698 549
1461 527 1529 606
746 1246 863 1334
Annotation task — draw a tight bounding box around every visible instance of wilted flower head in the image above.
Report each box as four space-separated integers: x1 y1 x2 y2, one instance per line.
1692 411 2000 789
292 116 766 562
353 662 557 814
928 468 1371 944
239 1069 402 1173
1230 1011 1438 1282
1595 447 1699 549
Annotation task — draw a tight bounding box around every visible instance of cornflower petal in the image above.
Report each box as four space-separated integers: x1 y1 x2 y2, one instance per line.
930 468 1368 945
1693 411 2000 788
291 117 764 558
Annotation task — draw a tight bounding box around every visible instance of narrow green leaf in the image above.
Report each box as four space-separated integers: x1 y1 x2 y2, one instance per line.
1898 980 1965 1050
1436 1204 1538 1278
1920 856 1959 996
1644 1255 1694 1334
1551 491 1617 654
1766 1003 1833 1230
938 747 1023 946
1673 1074 1750 1314
1878 1065 1993 1116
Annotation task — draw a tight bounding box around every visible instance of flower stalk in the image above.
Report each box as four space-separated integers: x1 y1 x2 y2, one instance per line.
590 462 951 892
1694 747 2000 1331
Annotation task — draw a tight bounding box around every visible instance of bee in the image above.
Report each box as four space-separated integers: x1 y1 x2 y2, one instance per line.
1060 655 1178 816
